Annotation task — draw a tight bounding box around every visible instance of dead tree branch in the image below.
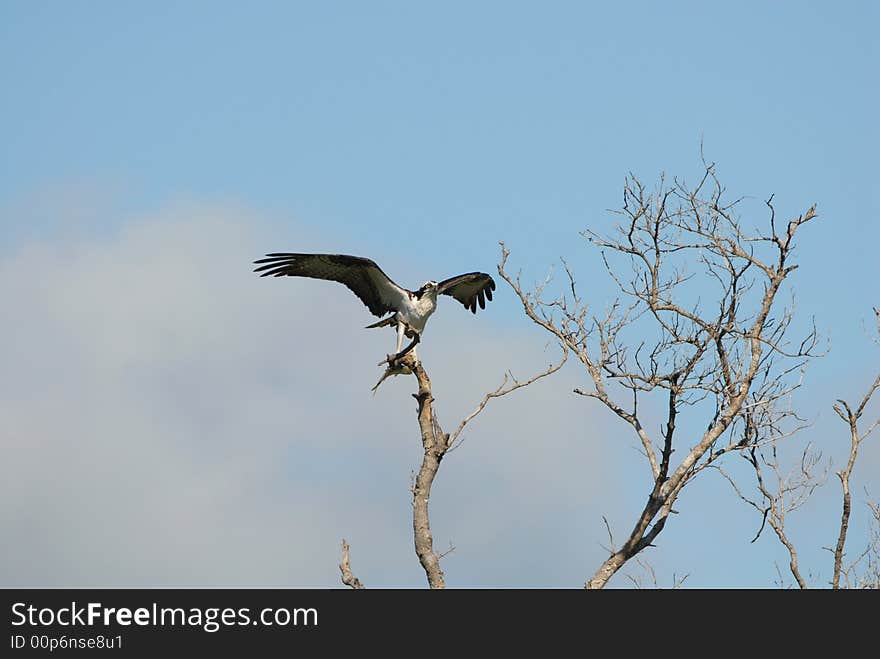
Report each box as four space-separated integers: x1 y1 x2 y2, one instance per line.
714 441 827 589
385 329 563 586
339 539 365 589
860 497 880 588
830 319 880 588
448 346 568 452
394 351 450 589
625 557 689 589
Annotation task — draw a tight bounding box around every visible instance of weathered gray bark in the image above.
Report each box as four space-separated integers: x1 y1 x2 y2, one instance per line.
404 353 449 588
339 539 365 589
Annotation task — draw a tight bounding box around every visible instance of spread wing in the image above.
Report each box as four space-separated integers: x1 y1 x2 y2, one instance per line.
253 253 409 318
437 272 496 314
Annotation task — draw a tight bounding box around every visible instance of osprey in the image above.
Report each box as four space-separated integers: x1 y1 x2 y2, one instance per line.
253 253 496 362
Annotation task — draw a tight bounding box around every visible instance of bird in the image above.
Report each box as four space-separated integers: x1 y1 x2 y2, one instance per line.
253 253 496 364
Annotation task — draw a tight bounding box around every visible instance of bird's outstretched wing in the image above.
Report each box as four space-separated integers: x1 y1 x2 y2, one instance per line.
253 253 409 318
437 272 496 314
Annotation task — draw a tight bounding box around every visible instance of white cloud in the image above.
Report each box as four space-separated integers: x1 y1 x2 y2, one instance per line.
0 203 613 587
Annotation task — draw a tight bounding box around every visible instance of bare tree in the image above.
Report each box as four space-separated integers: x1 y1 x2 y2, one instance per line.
499 160 819 588
341 347 565 588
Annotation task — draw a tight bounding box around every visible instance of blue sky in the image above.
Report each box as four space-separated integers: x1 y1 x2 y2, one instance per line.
1 2 877 587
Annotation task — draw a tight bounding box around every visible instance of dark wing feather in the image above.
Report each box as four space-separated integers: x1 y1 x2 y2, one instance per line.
437 272 496 314
253 253 409 317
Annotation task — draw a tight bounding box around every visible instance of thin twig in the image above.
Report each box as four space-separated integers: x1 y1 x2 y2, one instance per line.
448 346 568 452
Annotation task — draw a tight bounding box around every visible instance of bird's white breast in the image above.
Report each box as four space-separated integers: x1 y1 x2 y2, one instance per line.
400 292 438 333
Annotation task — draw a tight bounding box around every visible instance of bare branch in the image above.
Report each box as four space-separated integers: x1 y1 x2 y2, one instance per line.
625 557 689 589
600 515 617 554
449 345 568 451
379 302 568 586
401 352 449 589
339 539 365 589
437 541 456 560
831 362 880 588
